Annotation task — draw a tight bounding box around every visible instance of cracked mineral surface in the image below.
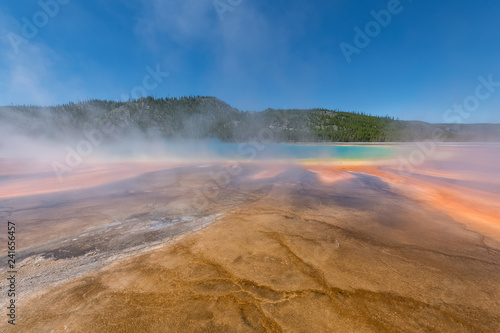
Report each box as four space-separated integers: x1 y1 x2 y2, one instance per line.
1 145 499 332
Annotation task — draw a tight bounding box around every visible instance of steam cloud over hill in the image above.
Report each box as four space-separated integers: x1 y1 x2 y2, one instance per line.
1 96 500 150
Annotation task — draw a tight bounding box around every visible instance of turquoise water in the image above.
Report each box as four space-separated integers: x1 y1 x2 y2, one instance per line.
195 142 398 161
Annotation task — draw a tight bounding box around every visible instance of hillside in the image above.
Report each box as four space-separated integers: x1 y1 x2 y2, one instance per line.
1 96 500 142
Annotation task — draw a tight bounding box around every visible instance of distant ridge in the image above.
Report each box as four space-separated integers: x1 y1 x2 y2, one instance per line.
2 96 500 142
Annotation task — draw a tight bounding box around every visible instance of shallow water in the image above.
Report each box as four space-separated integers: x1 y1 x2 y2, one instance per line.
157 141 401 161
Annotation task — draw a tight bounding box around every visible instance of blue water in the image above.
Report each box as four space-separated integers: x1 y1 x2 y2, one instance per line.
194 142 398 161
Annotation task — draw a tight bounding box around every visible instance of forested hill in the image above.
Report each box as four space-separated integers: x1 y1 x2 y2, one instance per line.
2 96 500 142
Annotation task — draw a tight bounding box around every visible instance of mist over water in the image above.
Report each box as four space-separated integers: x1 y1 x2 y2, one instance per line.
0 101 403 169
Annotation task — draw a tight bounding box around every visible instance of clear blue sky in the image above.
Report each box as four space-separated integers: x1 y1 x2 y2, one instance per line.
1 0 499 123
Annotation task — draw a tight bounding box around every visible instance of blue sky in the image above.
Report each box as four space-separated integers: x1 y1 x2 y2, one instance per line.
1 0 499 123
